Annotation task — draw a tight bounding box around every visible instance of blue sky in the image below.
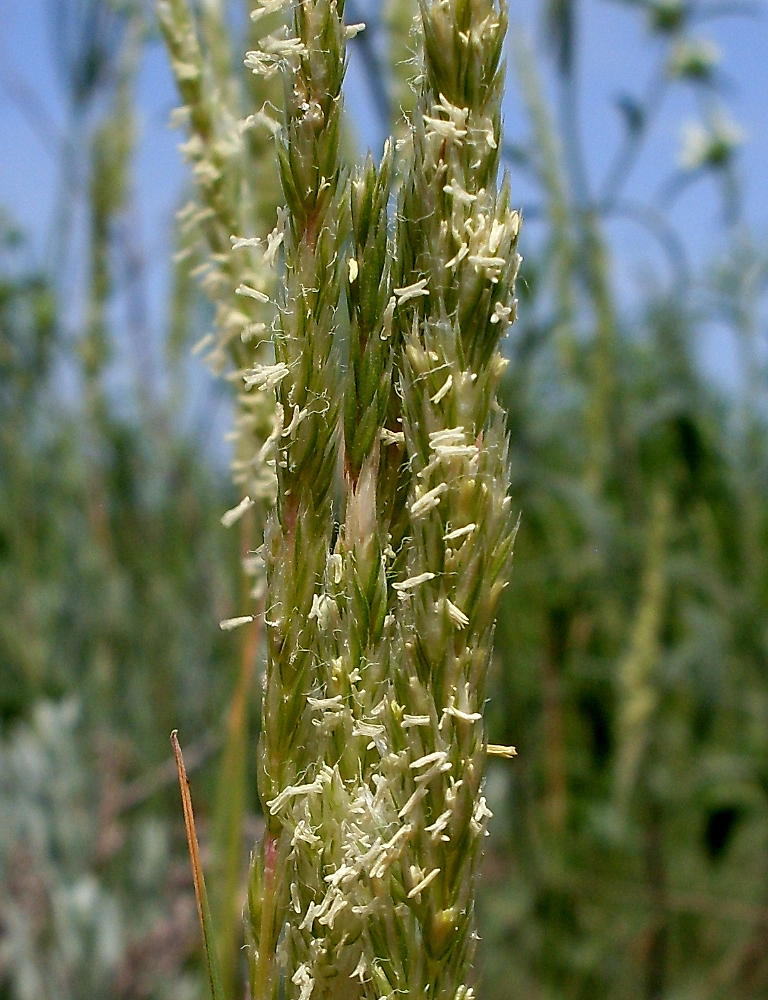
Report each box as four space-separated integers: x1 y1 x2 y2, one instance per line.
1 0 766 390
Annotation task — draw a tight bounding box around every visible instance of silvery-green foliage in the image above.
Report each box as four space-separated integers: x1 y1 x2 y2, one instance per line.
0 701 205 1000
0 701 120 1000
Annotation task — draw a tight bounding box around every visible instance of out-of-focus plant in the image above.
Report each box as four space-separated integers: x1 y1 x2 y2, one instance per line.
0 172 235 1000
0 2 245 997
0 700 206 1000
468 3 768 999
158 0 288 987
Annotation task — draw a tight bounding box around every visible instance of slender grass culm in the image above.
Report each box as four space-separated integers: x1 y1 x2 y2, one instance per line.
162 1 521 998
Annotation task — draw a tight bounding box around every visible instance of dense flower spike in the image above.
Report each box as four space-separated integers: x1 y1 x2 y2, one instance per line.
158 0 283 601
386 1 520 992
165 1 519 998
244 3 351 998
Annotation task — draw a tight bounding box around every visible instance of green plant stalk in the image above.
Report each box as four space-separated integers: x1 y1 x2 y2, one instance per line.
512 34 577 368
615 487 671 811
212 608 260 997
581 212 621 495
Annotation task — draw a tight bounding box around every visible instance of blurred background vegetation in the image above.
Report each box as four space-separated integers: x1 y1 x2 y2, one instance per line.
1 1 767 998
